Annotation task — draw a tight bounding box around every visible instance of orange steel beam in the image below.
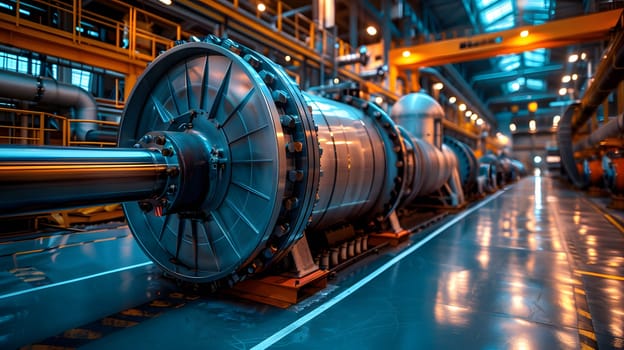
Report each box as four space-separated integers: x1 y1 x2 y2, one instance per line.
390 9 623 69
0 20 147 77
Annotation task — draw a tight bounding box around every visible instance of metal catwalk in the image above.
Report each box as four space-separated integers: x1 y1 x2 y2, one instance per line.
1 176 623 349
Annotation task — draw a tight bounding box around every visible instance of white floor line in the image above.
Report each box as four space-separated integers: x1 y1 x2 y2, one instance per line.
0 261 153 300
252 190 505 350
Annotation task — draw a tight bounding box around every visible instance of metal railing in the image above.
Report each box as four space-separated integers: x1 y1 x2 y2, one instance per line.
225 0 356 57
0 107 119 147
0 108 67 145
0 0 180 62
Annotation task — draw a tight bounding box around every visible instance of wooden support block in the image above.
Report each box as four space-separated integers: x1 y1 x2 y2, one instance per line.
225 269 329 308
609 195 624 210
368 229 410 247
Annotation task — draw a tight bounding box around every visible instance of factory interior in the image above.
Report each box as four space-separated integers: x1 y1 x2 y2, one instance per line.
1 0 624 348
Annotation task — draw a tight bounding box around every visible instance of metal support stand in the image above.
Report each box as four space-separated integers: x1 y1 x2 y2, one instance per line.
369 211 410 246
225 236 327 308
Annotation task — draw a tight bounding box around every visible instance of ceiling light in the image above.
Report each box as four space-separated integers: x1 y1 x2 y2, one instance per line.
257 3 266 12
449 96 457 104
333 77 340 84
553 115 560 127
458 103 467 111
471 114 478 121
561 75 571 83
465 110 473 117
572 74 578 81
528 101 538 113
433 82 444 91
476 118 484 126
158 0 172 4
366 26 377 36
509 123 517 132
580 52 587 60
285 55 291 62
533 155 542 164
558 88 567 96
568 54 579 63
402 50 411 58
520 30 529 38
374 96 384 105
529 119 536 131
496 133 509 145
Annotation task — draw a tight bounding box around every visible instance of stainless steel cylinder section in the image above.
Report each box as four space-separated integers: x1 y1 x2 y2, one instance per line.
306 95 388 230
390 92 444 146
401 135 455 203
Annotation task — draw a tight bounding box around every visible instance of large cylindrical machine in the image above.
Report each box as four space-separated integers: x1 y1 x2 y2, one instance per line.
0 37 465 284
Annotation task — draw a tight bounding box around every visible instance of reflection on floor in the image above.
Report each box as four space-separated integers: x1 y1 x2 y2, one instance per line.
1 176 623 349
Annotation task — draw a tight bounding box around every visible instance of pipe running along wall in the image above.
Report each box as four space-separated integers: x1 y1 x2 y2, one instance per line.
0 69 98 140
558 20 624 187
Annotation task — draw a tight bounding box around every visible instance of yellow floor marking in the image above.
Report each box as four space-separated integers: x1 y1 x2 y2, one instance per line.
579 329 597 341
575 270 624 281
604 214 624 234
578 309 592 320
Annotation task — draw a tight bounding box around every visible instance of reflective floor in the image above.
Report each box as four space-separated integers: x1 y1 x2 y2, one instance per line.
1 176 623 349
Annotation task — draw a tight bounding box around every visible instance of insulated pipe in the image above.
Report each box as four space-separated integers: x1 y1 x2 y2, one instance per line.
558 103 587 188
0 70 97 140
573 113 624 152
0 146 170 217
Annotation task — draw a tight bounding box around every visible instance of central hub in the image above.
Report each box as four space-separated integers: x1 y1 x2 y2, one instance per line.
136 130 225 216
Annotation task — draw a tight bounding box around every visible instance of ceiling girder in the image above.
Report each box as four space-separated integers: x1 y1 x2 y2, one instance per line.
471 64 564 85
389 9 622 69
487 92 559 105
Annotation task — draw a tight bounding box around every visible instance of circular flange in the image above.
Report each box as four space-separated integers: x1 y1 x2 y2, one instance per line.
119 39 319 283
443 135 477 193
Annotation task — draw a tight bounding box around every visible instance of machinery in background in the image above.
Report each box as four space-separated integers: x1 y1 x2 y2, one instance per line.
0 38 517 300
558 25 624 208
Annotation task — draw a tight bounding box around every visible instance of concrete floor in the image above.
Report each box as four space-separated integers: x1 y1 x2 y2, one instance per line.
1 176 623 349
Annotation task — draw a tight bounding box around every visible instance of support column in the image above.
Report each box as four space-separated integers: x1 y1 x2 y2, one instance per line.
382 0 392 90
349 2 358 49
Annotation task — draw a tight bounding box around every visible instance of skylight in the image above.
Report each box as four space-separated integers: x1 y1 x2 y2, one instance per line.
474 0 554 97
524 48 548 67
479 0 514 32
498 55 520 71
526 78 545 90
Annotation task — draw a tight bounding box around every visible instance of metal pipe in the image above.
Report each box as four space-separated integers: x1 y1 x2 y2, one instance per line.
336 46 369 67
0 70 98 140
0 146 169 217
573 27 624 131
558 103 587 188
573 113 624 152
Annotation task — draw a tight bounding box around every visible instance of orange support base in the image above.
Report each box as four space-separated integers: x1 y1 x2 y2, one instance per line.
368 229 410 247
225 269 330 308
609 195 624 210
